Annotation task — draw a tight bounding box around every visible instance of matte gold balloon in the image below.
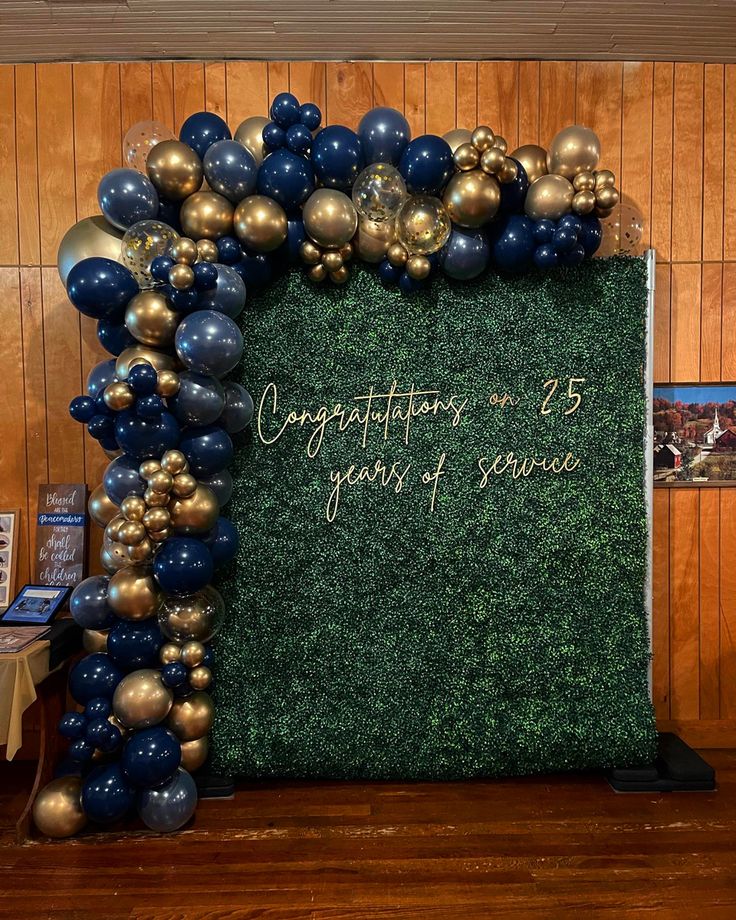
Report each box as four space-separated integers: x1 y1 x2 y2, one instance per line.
171 472 198 498
188 665 212 690
118 520 147 546
180 736 209 772
454 143 480 171
168 263 195 290
387 242 408 267
113 669 173 729
572 189 596 215
127 538 153 564
121 495 147 521
303 189 358 248
168 237 199 264
101 541 130 574
103 382 135 411
299 240 322 265
308 264 327 282
83 628 109 654
395 196 452 256
180 191 234 240
156 370 180 398
167 691 215 741
116 347 175 381
471 125 495 152
573 170 596 192
479 146 505 175
442 170 500 229
353 216 396 263
509 144 548 184
32 776 86 838
57 216 124 286
124 291 179 348
322 251 343 273
443 128 473 153
160 642 182 664
158 586 224 644
146 140 203 201
161 449 188 475
168 485 219 534
149 470 174 493
547 125 601 179
196 238 219 262
330 266 349 285
89 485 119 528
524 174 575 221
233 195 288 252
107 566 160 620
406 255 431 280
234 115 270 166
180 640 206 668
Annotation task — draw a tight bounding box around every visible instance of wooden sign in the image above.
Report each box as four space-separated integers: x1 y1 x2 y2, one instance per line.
34 483 88 588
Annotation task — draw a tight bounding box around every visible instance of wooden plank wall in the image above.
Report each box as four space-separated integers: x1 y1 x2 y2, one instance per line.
0 60 734 747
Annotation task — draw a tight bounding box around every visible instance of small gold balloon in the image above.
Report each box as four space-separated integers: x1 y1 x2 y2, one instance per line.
442 170 500 229
167 691 215 741
83 628 109 654
113 669 173 730
32 777 86 838
171 472 198 498
339 242 354 261
180 640 206 668
322 251 344 273
121 495 147 521
572 189 596 215
169 485 219 534
479 147 505 175
180 736 209 772
118 520 147 546
524 174 575 221
188 665 212 690
156 370 180 398
308 264 327 282
547 125 601 179
443 128 474 153
139 459 162 479
149 469 174 494
103 382 135 411
499 158 519 184
161 449 188 475
596 185 620 210
116 347 175 381
168 237 199 264
594 168 616 189
105 515 126 544
234 115 270 166
180 191 234 240
146 140 203 201
471 125 495 151
573 171 596 192
127 538 153 564
233 195 288 252
144 488 170 507
387 242 409 267
169 263 195 290
160 642 182 664
149 526 172 543
101 541 130 574
143 507 170 532
88 485 119 528
493 135 508 155
353 216 396 263
107 566 159 620
196 238 218 262
330 266 349 285
125 291 179 348
454 143 480 171
299 240 322 265
405 255 431 280
303 189 358 248
509 144 549 184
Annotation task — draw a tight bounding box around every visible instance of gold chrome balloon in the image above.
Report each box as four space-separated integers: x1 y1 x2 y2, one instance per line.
82 628 109 654
442 171 500 229
330 266 349 285
454 143 480 172
149 470 174 493
524 174 575 221
168 237 199 265
161 449 188 475
180 736 209 772
180 640 206 668
471 125 495 152
547 125 601 179
594 168 616 189
308 264 327 283
116 347 175 381
160 642 182 664
509 144 548 184
127 538 153 564
158 587 223 644
499 158 519 184
125 291 179 347
572 189 596 215
89 485 119 527
234 115 270 166
479 146 505 176
493 135 508 155
146 140 203 201
113 669 173 729
103 382 135 411
169 485 219 534
32 777 86 838
143 507 170 532
387 242 409 267
155 370 180 398
303 189 358 248
595 185 620 211
107 566 160 620
188 666 212 690
299 240 322 265
353 216 396 263
101 541 130 574
573 170 596 192
180 191 234 240
443 128 473 153
121 495 146 521
171 472 198 498
322 251 343 273
167 691 215 741
139 459 162 479
144 487 170 508
233 195 288 252
406 255 431 280
57 216 124 287
169 263 195 290
196 238 218 262
118 520 147 546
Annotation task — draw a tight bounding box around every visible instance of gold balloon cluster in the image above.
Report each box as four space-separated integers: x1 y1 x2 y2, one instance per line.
384 241 432 281
443 126 514 228
299 239 353 284
299 189 359 284
102 360 180 412
452 125 518 183
161 639 212 690
164 236 218 292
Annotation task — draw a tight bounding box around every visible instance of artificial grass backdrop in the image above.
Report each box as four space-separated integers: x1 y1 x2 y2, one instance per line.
212 257 656 779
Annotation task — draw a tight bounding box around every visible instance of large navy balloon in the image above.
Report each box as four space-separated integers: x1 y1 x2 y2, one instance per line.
122 727 182 788
82 763 136 824
107 618 163 671
398 135 453 196
98 169 159 231
440 228 490 281
153 537 214 594
256 148 315 213
311 126 364 192
198 469 233 507
69 576 115 630
179 111 231 159
97 318 137 356
179 425 234 478
69 653 124 705
67 258 139 320
498 159 530 215
491 214 536 273
197 264 246 318
86 358 117 398
103 454 145 504
175 310 243 378
205 516 240 567
137 767 197 832
114 410 180 460
358 107 411 166
219 382 253 434
203 140 258 203
231 252 272 289
578 214 603 257
168 371 225 428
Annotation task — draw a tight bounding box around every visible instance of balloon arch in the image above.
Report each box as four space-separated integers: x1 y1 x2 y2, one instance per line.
32 94 637 838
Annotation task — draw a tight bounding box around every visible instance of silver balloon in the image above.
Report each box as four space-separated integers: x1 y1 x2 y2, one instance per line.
137 768 198 832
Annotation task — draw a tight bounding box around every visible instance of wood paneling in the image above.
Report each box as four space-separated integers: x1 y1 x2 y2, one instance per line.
0 59 733 745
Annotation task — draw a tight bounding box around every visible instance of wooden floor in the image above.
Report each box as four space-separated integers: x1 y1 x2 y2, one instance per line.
1 753 736 919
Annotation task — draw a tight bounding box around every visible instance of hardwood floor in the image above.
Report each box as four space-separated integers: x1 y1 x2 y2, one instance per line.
1 752 735 919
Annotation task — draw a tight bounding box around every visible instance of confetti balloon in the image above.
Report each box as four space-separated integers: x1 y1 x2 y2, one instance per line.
395 195 451 256
121 221 179 286
351 163 406 223
123 120 176 173
597 200 644 257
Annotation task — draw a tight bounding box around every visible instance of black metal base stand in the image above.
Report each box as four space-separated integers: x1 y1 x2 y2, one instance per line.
608 732 716 792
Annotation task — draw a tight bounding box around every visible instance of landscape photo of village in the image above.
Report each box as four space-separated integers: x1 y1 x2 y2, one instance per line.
654 384 736 484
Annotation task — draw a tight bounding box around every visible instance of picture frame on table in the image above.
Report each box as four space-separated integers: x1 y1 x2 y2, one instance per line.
0 584 71 626
0 509 20 612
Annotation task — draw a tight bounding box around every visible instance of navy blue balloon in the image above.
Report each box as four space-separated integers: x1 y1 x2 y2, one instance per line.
157 199 183 233
137 767 197 832
97 318 137 356
197 264 246 318
154 537 214 593
257 148 315 212
270 92 301 128
68 739 95 764
192 262 218 293
101 448 148 496
398 135 453 196
69 395 96 423
179 112 230 159
262 122 285 151
533 219 556 244
578 214 603 257
219 381 253 433
151 255 175 283
379 259 402 286
286 124 312 156
552 226 578 254
499 159 530 214
440 228 490 281
70 575 115 630
180 424 233 478
97 169 158 231
85 697 112 719
217 236 242 265
560 243 586 266
122 727 182 788
169 371 225 428
533 244 559 269
311 126 364 191
136 395 164 419
559 214 582 234
87 414 115 441
114 410 180 461
231 252 272 288
174 310 243 378
82 763 136 824
399 272 426 295
169 287 200 313
59 711 87 740
198 469 233 507
87 359 117 398
203 140 258 203
107 618 163 671
299 102 322 131
86 718 122 753
162 661 188 689
491 215 535 273
284 219 307 264
205 516 240 567
67 257 139 320
69 653 124 705
358 107 411 166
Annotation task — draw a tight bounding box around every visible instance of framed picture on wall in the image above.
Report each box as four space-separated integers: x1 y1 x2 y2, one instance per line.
0 509 20 611
654 384 736 486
